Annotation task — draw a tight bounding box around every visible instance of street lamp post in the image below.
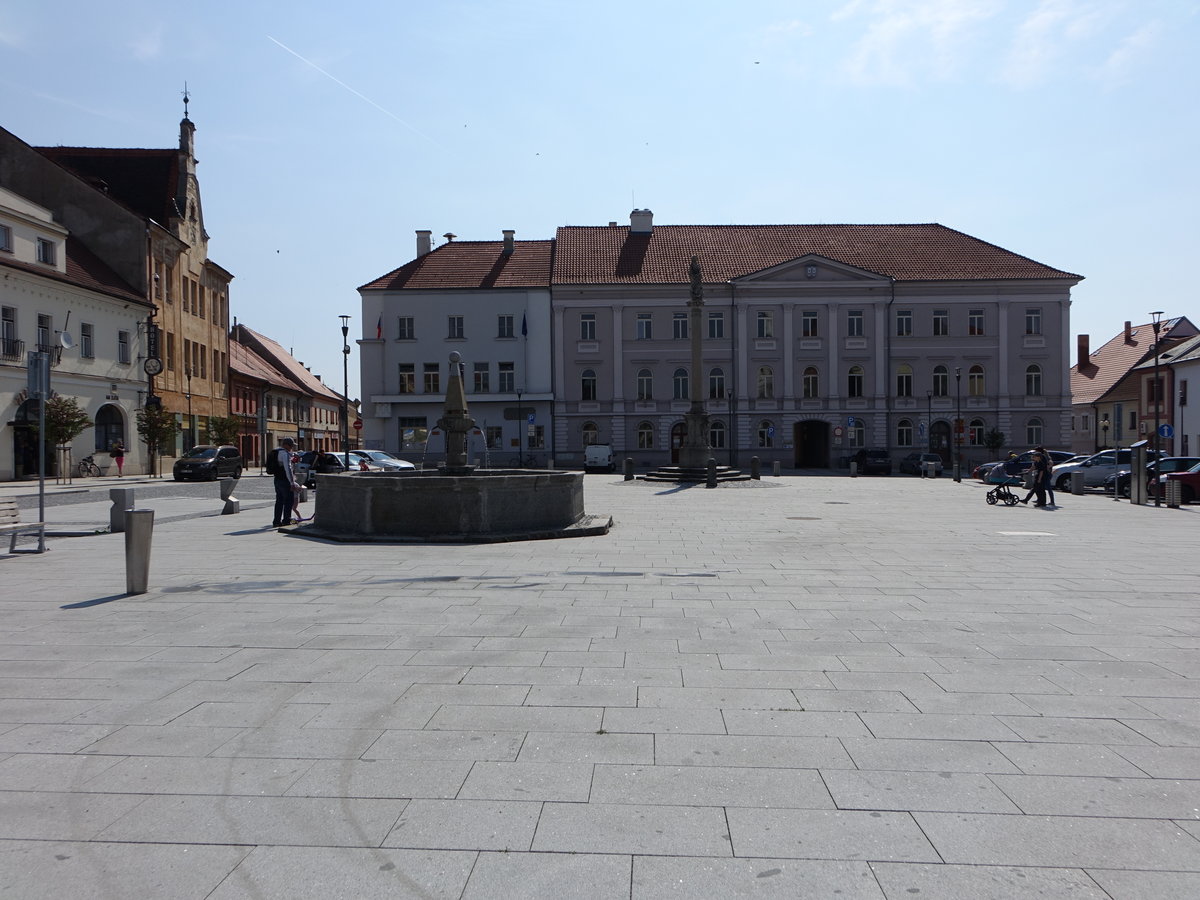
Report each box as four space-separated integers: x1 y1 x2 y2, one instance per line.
515 389 523 468
1100 415 1110 450
339 315 351 470
954 367 962 482
1150 310 1165 508
184 366 194 451
926 391 933 454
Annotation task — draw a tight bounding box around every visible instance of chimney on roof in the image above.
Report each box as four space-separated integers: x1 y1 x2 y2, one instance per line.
502 229 515 255
608 221 618 227
416 230 432 257
1125 321 1133 344
1077 334 1090 369
443 232 456 243
630 209 653 234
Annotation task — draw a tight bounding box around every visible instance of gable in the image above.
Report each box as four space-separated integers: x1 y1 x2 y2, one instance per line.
733 254 889 285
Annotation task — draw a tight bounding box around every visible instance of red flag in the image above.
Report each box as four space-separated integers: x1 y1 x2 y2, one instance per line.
376 315 382 340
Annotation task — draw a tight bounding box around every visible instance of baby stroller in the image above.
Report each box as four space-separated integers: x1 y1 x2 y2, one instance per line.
985 468 1023 506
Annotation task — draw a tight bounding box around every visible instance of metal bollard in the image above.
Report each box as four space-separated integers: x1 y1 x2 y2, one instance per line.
926 461 938 478
220 478 240 515
109 487 135 533
850 462 858 478
1070 470 1085 495
624 458 634 481
124 509 154 595
773 460 781 477
706 457 717 489
750 456 761 480
547 457 555 470
1166 479 1182 508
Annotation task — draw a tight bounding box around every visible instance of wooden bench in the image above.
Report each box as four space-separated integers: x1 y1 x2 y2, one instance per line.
0 499 46 553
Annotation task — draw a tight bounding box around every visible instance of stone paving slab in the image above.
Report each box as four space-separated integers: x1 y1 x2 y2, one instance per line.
1 474 1199 896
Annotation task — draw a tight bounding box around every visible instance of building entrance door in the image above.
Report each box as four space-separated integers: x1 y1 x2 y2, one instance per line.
670 422 686 465
793 420 831 468
929 420 951 465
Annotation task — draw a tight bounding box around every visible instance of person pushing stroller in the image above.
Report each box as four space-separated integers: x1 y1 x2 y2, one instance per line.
986 452 1025 505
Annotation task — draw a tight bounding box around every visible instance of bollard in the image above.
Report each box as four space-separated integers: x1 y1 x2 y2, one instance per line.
953 463 961 483
109 487 135 533
1166 479 1182 508
220 478 241 515
773 460 781 477
750 456 761 480
624 458 634 481
124 509 154 595
547 457 555 470
706 457 717 489
1070 470 1085 495
850 462 858 478
926 461 938 478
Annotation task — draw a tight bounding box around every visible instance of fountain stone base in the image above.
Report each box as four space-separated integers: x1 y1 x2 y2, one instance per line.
298 469 611 543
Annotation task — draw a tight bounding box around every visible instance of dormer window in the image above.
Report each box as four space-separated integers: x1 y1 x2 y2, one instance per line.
36 237 56 265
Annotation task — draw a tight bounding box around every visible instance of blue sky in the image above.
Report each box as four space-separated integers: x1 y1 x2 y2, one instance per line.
3 0 1197 398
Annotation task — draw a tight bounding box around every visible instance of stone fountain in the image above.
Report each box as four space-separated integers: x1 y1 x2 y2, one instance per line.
298 351 611 543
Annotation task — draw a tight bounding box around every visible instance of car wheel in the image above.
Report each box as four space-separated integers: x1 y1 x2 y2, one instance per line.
233 467 242 480
173 475 183 482
1055 475 1070 493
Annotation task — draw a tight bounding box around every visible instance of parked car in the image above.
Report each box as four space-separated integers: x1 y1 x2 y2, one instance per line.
348 449 417 471
173 445 242 481
1106 457 1200 498
899 452 944 476
860 449 892 476
294 451 349 487
584 444 615 473
974 450 1073 481
1051 448 1163 493
1159 463 1200 504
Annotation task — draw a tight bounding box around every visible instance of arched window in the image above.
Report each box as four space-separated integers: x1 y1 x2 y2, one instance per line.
709 419 727 449
582 422 598 446
673 367 689 401
581 369 597 401
1026 417 1044 446
802 366 819 399
897 418 913 447
758 420 774 448
848 365 865 398
932 365 949 397
1025 364 1043 396
968 365 985 397
969 418 985 446
757 366 774 399
896 363 913 398
637 421 654 449
708 367 725 400
636 368 653 400
94 404 123 452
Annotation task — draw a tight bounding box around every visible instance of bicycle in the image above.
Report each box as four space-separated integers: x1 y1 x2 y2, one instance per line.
76 455 102 477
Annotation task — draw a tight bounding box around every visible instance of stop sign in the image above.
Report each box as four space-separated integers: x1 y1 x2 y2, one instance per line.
353 418 362 430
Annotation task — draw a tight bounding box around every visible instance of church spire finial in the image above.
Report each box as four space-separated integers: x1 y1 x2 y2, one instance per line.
182 82 190 120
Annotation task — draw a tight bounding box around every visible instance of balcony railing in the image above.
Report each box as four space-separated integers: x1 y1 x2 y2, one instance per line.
34 343 63 366
1 338 24 362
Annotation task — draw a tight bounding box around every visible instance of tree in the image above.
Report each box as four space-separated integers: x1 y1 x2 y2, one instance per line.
206 415 243 446
43 395 93 448
983 428 1006 454
136 404 180 477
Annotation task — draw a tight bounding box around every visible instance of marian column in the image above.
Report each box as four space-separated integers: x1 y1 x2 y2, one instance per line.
677 256 712 469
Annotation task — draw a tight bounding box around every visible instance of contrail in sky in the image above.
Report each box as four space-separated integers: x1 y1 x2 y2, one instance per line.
267 35 437 145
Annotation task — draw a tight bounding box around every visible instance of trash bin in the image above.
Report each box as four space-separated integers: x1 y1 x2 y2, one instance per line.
1166 479 1182 508
1070 470 1085 495
124 508 154 595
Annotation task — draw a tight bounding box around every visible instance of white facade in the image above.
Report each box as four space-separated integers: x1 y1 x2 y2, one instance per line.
1 186 151 479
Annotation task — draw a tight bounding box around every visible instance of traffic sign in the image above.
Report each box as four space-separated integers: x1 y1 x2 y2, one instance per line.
527 413 536 424
353 418 363 431
1158 423 1174 439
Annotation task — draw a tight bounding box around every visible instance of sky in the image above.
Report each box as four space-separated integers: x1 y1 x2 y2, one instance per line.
3 0 1197 400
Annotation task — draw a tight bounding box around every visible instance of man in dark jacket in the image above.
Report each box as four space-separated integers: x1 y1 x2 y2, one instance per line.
272 438 297 527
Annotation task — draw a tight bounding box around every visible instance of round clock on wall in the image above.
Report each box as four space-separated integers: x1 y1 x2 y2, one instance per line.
143 357 163 376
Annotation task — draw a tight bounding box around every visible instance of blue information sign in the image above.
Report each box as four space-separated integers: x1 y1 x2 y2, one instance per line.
1158 423 1174 439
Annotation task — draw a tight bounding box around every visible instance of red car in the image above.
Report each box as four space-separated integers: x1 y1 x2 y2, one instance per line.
1160 463 1200 504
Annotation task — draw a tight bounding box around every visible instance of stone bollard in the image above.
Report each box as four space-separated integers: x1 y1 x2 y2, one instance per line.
1070 470 1085 495
109 487 135 533
124 509 154 595
706 457 717 489
624 458 634 481
850 462 858 477
220 478 240 515
547 457 555 470
750 456 761 480
773 460 781 477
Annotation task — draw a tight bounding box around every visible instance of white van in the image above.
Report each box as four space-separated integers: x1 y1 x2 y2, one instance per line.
584 444 614 473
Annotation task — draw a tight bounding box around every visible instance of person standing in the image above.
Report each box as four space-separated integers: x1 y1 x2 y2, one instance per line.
1020 451 1050 506
271 437 297 527
110 439 125 477
1036 446 1057 507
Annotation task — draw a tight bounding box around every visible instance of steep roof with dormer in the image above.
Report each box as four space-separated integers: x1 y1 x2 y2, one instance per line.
231 324 344 404
1071 317 1198 405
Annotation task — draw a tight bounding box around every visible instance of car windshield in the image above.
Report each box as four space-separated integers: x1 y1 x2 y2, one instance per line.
367 451 398 462
183 448 217 459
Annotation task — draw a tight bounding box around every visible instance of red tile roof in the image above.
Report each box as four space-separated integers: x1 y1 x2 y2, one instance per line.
229 339 296 392
1071 317 1198 404
0 235 145 305
360 240 554 291
232 324 344 403
34 146 181 225
553 223 1081 284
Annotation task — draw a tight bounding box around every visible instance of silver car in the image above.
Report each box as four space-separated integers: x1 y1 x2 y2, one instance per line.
1052 449 1161 492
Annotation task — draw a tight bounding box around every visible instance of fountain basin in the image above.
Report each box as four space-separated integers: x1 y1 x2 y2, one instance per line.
300 469 611 543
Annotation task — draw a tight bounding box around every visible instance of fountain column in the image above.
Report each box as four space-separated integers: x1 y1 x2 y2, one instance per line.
437 351 476 475
677 255 712 470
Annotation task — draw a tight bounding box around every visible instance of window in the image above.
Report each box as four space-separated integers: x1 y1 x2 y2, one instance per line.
896 363 913 398
757 366 774 399
0 224 11 252
1148 376 1164 406
581 368 597 401
473 362 490 393
897 418 913 447
801 311 818 337
968 364 985 396
582 422 599 446
933 309 949 336
448 315 464 339
398 364 414 393
580 313 596 340
165 332 175 371
94 405 123 453
673 367 689 400
933 365 948 397
37 314 51 351
708 312 724 339
757 310 774 338
118 330 130 364
757 420 774 448
849 423 865 448
847 309 864 337
848 365 864 398
802 366 819 399
636 368 653 400
498 315 514 338
637 421 654 449
673 312 688 340
1129 410 1137 431
1026 417 1044 446
896 309 912 336
199 343 207 379
636 313 652 340
709 367 725 400
1025 364 1042 396
423 363 440 393
36 238 56 265
498 362 515 393
709 420 727 449
1 306 15 357
529 425 545 450
969 309 985 335
80 323 94 359
1025 308 1042 335
398 317 415 340
969 418 985 445
486 426 503 449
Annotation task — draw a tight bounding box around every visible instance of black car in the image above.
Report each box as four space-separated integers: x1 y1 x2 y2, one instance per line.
173 445 242 481
861 449 892 476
